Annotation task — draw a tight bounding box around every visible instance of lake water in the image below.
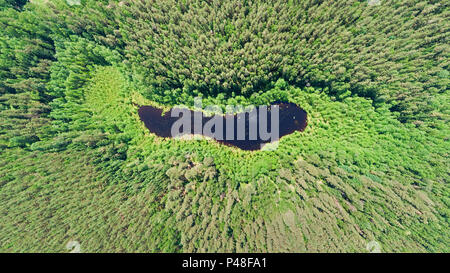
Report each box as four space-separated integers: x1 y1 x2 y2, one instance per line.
138 102 307 151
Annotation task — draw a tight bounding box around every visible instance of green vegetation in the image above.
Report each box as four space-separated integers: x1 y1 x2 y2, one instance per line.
0 0 448 252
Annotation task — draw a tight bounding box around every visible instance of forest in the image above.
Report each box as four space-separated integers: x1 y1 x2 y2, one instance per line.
0 0 448 252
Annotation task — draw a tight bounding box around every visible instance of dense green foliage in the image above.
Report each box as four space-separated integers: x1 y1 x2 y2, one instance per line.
60 0 449 123
0 0 448 252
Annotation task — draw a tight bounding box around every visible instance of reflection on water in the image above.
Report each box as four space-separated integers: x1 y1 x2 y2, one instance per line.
138 102 307 151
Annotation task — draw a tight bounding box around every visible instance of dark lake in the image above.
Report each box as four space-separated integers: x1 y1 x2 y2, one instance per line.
138 102 307 151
